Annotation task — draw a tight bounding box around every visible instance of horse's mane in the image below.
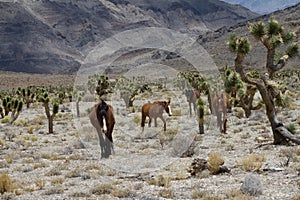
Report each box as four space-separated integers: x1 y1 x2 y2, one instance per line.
96 99 108 120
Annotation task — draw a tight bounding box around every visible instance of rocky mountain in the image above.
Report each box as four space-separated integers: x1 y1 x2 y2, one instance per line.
197 3 300 71
0 0 258 74
221 0 300 14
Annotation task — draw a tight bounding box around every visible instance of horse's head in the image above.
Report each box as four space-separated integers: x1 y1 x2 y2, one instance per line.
164 99 172 116
96 99 109 132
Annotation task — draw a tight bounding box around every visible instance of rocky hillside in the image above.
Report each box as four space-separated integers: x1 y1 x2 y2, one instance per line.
197 3 300 71
0 0 258 74
221 0 300 14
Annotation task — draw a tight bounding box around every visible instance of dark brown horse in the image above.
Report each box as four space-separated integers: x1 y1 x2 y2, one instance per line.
184 89 201 116
141 99 172 132
89 99 115 158
212 91 229 133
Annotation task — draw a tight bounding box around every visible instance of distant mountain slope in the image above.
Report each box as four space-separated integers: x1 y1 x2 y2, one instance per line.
221 0 300 14
197 3 300 71
0 0 258 74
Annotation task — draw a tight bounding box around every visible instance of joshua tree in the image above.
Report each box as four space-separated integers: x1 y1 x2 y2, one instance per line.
16 87 35 109
9 99 23 124
2 96 12 116
39 91 59 134
115 76 151 108
248 18 298 79
224 68 264 117
87 74 112 97
177 71 212 112
228 28 299 144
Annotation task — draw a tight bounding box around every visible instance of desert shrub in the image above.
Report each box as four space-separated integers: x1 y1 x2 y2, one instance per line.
0 172 17 194
158 188 174 198
241 154 266 172
1 116 10 123
286 123 296 134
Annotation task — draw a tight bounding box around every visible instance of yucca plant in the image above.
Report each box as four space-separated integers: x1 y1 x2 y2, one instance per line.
197 98 205 134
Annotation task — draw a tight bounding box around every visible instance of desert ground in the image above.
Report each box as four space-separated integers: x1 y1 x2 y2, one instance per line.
0 72 299 200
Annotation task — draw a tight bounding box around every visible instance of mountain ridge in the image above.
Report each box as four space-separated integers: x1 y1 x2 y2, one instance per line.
0 0 258 74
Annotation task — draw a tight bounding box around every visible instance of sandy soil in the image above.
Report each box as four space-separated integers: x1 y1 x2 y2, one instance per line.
0 83 299 200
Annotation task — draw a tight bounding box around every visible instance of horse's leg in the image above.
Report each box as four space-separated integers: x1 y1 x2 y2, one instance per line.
159 116 166 131
216 112 222 133
222 112 227 134
193 101 197 116
189 102 192 116
97 130 106 158
148 117 152 127
154 117 157 127
141 113 146 131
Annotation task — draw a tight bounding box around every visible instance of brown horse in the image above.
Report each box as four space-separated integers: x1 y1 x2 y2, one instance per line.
212 91 229 133
141 99 172 132
89 99 115 158
184 89 201 116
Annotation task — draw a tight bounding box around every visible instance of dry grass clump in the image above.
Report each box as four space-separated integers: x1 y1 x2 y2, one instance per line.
171 109 181 116
0 172 18 194
208 152 224 174
291 193 300 200
33 162 47 169
90 183 114 195
132 114 140 125
158 188 174 198
191 189 222 199
65 169 81 178
34 179 46 190
148 175 171 187
50 177 65 185
241 154 266 172
44 186 64 195
111 188 133 198
45 167 62 176
71 191 90 198
225 189 255 200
